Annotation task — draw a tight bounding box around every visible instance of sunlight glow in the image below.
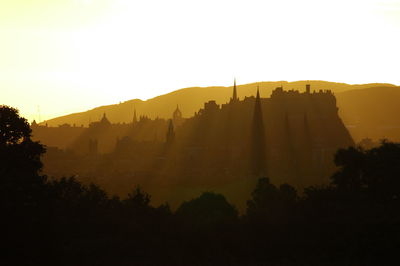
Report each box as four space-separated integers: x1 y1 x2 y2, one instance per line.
1 0 399 121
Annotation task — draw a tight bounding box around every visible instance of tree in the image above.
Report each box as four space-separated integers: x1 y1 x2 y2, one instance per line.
0 106 48 261
124 186 151 208
0 105 32 146
0 105 45 180
331 146 366 193
0 106 46 206
331 141 400 202
122 186 153 219
176 192 238 228
246 178 298 223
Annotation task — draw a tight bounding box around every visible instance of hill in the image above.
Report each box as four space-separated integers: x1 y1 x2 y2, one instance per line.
40 80 400 142
41 80 395 126
336 86 400 141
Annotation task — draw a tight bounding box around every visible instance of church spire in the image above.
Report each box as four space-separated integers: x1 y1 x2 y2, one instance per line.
173 104 182 119
251 85 267 176
133 106 137 124
230 78 238 103
100 112 111 125
233 78 238 100
173 104 183 128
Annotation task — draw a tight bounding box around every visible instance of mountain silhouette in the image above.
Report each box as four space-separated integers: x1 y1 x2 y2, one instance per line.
336 86 400 141
39 80 399 141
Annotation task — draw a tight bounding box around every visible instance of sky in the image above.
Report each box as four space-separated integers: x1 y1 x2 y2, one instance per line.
1 0 400 122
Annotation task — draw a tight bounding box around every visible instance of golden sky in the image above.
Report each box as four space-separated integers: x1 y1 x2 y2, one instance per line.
1 0 400 122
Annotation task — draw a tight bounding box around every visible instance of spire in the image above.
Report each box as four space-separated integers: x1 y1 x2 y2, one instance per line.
100 112 111 125
233 78 238 100
230 78 238 102
133 106 138 124
251 85 267 176
173 104 182 119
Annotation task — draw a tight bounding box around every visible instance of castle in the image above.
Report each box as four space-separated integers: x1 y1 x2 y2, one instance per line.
32 81 353 189
173 82 353 186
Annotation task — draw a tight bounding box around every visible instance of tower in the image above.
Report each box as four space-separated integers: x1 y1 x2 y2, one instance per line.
172 105 183 127
306 84 311 94
133 107 138 124
100 113 111 125
250 86 267 176
31 120 38 128
173 105 182 120
230 78 239 103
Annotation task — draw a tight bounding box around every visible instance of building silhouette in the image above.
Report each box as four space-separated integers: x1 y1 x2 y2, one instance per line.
251 86 267 176
33 83 354 192
172 105 184 128
230 78 239 103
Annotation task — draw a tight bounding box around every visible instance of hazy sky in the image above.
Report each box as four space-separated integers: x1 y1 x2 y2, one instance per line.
1 0 400 122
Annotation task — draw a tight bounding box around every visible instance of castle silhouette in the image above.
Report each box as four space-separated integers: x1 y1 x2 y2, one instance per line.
32 81 353 193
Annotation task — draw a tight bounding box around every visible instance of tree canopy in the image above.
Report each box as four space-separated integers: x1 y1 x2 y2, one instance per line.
0 105 45 180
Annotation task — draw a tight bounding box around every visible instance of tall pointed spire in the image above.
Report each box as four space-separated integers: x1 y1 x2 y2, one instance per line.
133 106 138 124
230 78 238 103
233 78 238 100
250 85 267 176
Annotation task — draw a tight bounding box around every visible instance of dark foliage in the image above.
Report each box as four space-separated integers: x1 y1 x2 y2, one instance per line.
177 192 238 226
246 178 298 225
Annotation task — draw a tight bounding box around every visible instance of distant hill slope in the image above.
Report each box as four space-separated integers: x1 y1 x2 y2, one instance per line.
336 86 400 141
42 80 396 128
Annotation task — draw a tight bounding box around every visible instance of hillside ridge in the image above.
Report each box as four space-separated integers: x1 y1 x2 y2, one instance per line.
41 80 397 127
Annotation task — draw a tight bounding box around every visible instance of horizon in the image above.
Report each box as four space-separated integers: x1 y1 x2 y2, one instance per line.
35 79 397 124
1 0 400 122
